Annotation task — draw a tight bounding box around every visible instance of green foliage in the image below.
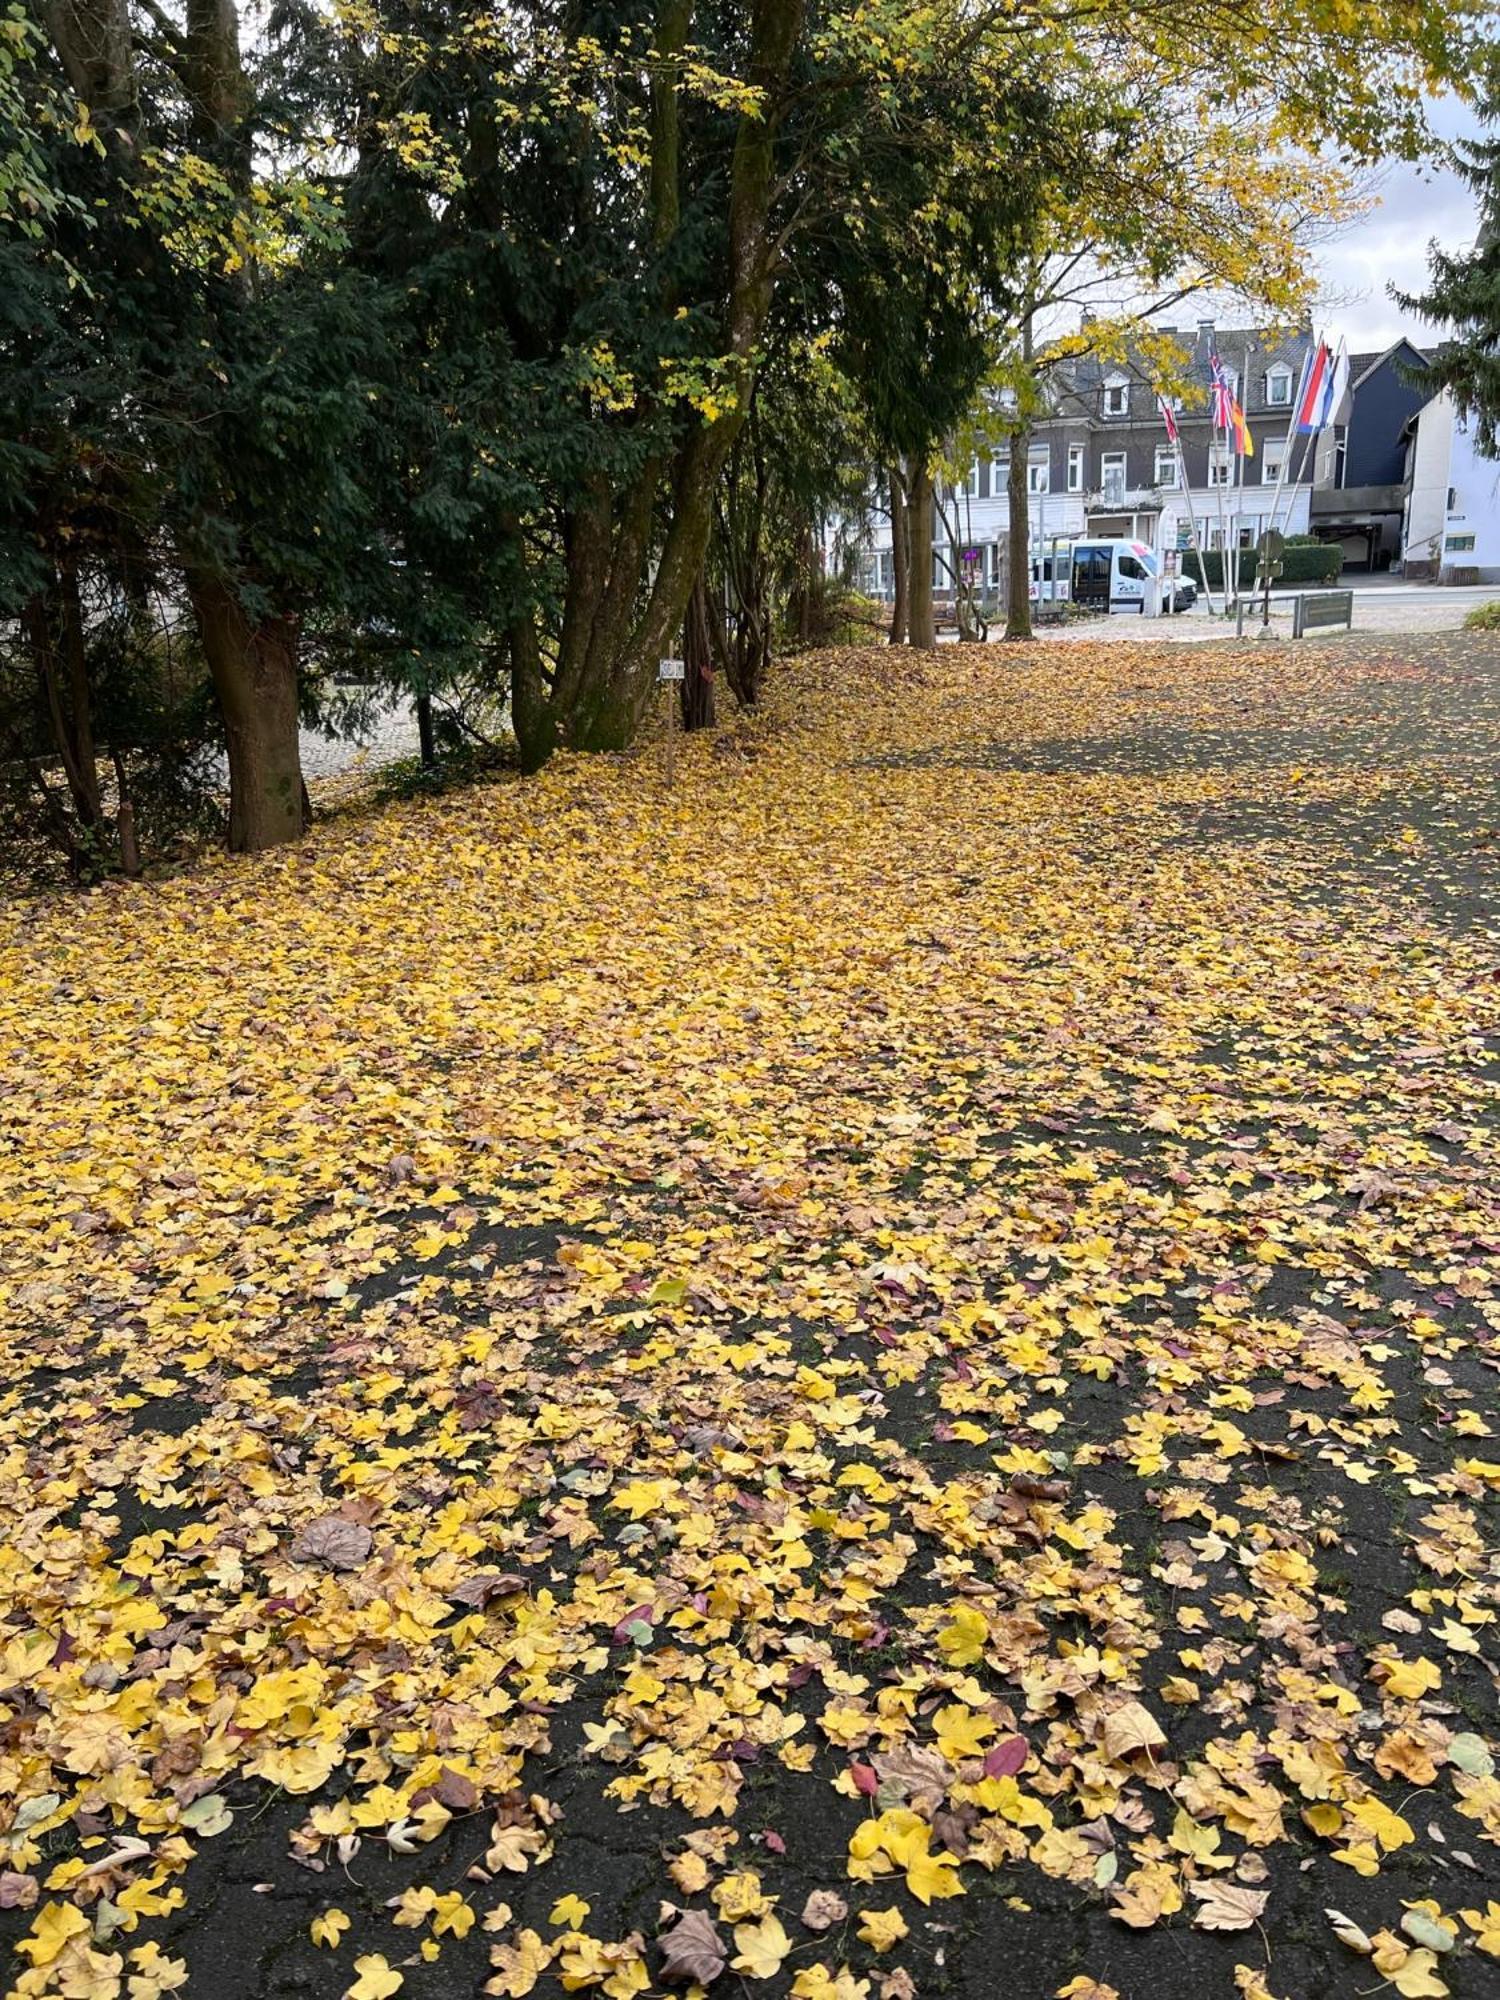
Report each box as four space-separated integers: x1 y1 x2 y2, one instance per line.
1395 96 1500 455
1463 598 1500 630
0 566 221 886
1187 542 1343 590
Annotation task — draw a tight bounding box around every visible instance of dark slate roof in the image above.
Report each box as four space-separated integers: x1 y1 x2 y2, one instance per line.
1051 322 1315 422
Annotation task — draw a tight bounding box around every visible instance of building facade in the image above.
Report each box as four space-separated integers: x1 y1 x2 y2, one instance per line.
1401 390 1500 583
856 320 1318 600
1310 340 1429 571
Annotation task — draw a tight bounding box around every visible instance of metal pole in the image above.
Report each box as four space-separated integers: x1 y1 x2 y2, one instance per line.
1174 428 1216 617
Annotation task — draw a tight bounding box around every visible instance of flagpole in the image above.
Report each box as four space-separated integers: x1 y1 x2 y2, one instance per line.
1213 416 1231 616
1258 337 1320 634
1175 429 1217 617
1266 335 1322 545
1240 426 1248 628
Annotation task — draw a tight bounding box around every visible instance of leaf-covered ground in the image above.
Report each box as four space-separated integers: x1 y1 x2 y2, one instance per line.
3 635 1499 2000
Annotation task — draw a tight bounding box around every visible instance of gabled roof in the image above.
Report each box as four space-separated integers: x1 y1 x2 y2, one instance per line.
1349 339 1428 392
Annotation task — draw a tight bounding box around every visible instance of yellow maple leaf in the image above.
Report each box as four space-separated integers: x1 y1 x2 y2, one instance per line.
127 1940 190 1999
792 1967 869 2000
1378 1656 1442 1701
1346 1796 1416 1852
549 1895 592 1929
905 1844 964 1905
347 1955 403 2000
732 1913 792 1979
15 1901 91 1967
669 1851 711 1895
432 1891 475 1939
714 1869 771 1920
856 1906 909 1953
485 1930 554 1999
935 1603 988 1667
1460 1902 1500 1956
312 1908 352 1948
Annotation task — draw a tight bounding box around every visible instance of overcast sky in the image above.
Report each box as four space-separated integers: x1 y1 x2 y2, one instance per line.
1317 97 1485 355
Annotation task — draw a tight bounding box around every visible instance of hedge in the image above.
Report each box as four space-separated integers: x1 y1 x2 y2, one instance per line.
1180 541 1343 590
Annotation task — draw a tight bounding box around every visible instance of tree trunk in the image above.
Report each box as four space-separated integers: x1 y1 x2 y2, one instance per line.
888 466 909 645
1005 425 1033 641
23 573 105 834
111 750 141 877
907 461 936 649
416 692 436 767
681 574 718 730
187 575 306 852
550 0 803 754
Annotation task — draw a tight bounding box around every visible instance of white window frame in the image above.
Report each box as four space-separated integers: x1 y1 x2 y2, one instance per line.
1103 378 1130 417
1154 445 1177 488
964 458 981 500
1261 444 1286 486
1099 450 1127 499
1208 454 1232 487
1267 367 1293 407
1066 444 1085 493
1027 448 1050 494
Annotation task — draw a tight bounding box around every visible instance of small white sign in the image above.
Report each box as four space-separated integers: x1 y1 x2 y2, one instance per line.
657 657 686 682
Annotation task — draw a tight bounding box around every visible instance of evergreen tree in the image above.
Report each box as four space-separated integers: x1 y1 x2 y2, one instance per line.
1397 103 1500 455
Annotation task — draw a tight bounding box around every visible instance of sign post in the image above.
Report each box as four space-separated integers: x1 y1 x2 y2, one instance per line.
1255 529 1285 640
658 657 685 784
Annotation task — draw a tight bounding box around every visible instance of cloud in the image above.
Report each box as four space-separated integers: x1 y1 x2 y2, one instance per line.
1317 99 1487 352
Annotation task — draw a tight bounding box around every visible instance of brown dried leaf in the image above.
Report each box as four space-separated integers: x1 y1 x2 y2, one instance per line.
1189 1881 1269 1932
450 1571 528 1609
289 1516 373 1571
800 1890 848 1933
872 1743 949 1810
1098 1701 1167 1762
0 1871 39 1910
659 1908 726 1987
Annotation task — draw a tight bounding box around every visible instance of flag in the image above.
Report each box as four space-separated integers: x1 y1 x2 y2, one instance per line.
1208 348 1236 431
1317 340 1350 429
1159 397 1179 443
1230 398 1254 457
1293 339 1333 433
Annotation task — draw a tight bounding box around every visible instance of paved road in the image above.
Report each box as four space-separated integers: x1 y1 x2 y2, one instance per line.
1033 581 1496 644
300 589 1496 780
300 695 423 780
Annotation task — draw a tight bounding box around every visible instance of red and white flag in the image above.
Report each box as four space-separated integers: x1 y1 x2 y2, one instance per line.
1293 339 1334 434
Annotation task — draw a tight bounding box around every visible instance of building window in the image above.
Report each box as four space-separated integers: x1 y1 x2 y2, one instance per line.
1154 446 1177 488
1208 454 1231 486
1267 367 1293 406
1445 533 1476 552
1261 445 1286 485
1103 379 1129 417
1028 449 1050 494
1067 445 1085 492
1100 451 1127 500
1448 486 1458 511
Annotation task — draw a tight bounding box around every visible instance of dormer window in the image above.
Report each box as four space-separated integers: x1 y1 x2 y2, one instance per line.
1267 366 1293 407
1103 377 1130 417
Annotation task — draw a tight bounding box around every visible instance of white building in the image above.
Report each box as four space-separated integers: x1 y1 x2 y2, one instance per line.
1401 391 1500 582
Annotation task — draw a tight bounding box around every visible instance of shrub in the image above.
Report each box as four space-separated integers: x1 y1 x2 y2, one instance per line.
1463 600 1500 631
1183 541 1343 591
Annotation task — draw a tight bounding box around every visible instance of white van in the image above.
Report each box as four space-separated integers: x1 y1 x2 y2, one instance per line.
1070 539 1160 613
1028 550 1072 604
